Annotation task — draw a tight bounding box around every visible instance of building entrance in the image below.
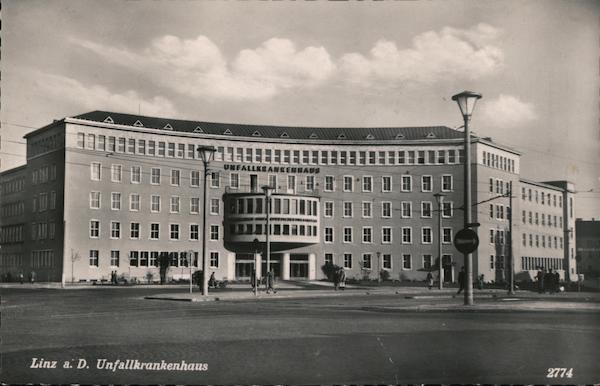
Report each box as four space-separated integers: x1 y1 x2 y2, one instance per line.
235 253 254 279
261 253 281 278
290 254 309 279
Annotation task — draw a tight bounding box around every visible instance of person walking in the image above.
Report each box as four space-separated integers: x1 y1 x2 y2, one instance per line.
536 267 544 294
208 272 217 289
477 274 484 290
250 268 257 293
426 271 434 290
544 269 553 294
456 266 465 294
266 270 276 294
29 270 36 285
333 267 340 291
553 270 560 293
338 267 346 291
19 271 24 284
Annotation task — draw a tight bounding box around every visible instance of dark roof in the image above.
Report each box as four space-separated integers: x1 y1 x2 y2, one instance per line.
71 110 464 142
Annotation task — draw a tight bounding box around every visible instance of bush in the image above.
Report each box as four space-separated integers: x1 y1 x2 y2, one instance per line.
321 262 341 281
380 269 390 281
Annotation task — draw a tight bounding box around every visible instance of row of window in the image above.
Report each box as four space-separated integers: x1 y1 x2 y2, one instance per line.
1 176 26 195
88 250 219 268
31 222 57 241
77 132 465 166
29 133 61 157
89 220 220 241
32 191 57 213
91 192 216 214
489 178 512 195
521 256 563 271
229 197 318 216
521 211 563 228
521 187 562 207
488 204 509 220
31 249 55 269
482 150 516 173
521 233 563 249
229 223 319 237
489 255 505 270
0 253 23 268
323 226 453 244
1 201 25 218
324 252 453 270
31 164 57 185
0 225 25 244
324 200 453 219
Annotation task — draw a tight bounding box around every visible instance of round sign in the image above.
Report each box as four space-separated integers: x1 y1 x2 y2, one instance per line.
454 228 479 254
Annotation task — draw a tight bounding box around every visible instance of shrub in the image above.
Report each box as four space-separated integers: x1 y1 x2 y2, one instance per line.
321 262 341 281
380 269 390 281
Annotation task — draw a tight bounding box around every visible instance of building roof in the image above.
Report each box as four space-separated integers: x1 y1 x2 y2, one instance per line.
71 110 465 142
519 178 566 192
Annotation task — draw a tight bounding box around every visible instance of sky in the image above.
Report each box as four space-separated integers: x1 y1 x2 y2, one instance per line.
2 0 599 218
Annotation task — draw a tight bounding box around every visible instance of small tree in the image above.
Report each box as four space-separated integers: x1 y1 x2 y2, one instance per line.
321 262 340 281
380 269 390 281
158 253 169 285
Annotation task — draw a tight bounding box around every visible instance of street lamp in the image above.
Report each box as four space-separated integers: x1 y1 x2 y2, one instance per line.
376 251 381 284
451 90 482 306
198 145 216 296
262 185 274 280
433 192 446 290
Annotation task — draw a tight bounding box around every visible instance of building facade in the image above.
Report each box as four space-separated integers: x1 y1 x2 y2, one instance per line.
575 219 600 278
0 111 577 284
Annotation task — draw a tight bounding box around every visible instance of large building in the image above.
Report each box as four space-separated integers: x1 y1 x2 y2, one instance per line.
0 111 577 284
576 219 600 278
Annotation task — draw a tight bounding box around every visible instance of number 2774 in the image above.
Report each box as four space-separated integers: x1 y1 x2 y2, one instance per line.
547 368 573 378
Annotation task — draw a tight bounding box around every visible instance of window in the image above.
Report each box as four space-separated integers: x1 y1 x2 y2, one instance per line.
362 227 372 243
127 138 135 153
170 224 180 240
189 224 199 240
382 254 392 269
382 176 392 192
151 168 161 185
151 195 161 212
210 172 220 188
343 202 353 218
210 199 219 215
90 192 101 209
422 227 432 244
382 202 392 218
421 201 432 218
210 225 219 241
130 166 141 184
230 173 239 189
343 227 353 243
443 228 452 243
210 252 219 268
150 223 160 240
130 222 140 239
382 227 392 243
189 197 200 214
362 254 372 269
306 175 315 191
129 193 140 211
111 192 121 210
324 176 335 192
89 250 99 267
90 220 100 238
421 176 432 192
139 140 146 155
191 170 200 187
344 253 352 268
91 162 101 181
77 133 85 148
442 175 453 191
111 221 121 239
401 175 412 192
325 227 333 243
402 254 412 269
362 176 373 192
325 253 333 265
171 169 180 186
111 164 122 182
401 201 412 218
343 176 353 192
442 202 452 218
423 255 432 270
130 251 139 267
110 251 119 267
362 201 372 218
324 201 334 217
170 196 180 213
402 227 412 243
167 143 175 157
490 229 495 244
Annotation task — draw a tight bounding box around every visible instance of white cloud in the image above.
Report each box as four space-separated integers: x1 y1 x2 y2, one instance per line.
33 71 178 117
480 94 537 127
71 35 335 101
339 23 504 86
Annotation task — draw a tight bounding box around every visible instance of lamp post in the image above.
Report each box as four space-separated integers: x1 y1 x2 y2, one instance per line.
433 193 446 289
507 182 515 295
262 185 274 279
451 90 482 306
197 145 216 296
376 251 381 284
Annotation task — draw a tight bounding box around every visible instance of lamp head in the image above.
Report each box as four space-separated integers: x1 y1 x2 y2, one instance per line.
197 145 216 163
451 90 482 118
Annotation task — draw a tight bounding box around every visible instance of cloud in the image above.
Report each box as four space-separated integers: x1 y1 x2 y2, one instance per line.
70 35 335 101
32 71 178 116
480 94 537 127
339 23 504 86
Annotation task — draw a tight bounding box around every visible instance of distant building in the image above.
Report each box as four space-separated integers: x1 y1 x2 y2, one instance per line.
0 111 577 284
576 219 600 278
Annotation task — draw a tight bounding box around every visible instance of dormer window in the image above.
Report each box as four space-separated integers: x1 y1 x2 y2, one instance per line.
133 120 144 127
426 132 436 139
365 133 375 140
395 133 405 139
163 123 173 131
252 131 262 137
223 129 233 135
280 132 289 138
309 133 319 139
103 116 114 124
337 133 347 139
193 126 204 133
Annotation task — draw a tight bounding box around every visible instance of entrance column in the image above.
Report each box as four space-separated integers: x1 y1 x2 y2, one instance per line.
227 253 235 281
282 253 290 280
308 253 316 280
255 253 262 278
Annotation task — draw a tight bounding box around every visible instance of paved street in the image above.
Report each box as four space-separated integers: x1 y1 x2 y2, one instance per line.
1 286 600 384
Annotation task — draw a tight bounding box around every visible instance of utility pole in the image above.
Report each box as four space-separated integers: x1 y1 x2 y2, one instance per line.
434 193 446 289
262 186 273 281
508 182 515 295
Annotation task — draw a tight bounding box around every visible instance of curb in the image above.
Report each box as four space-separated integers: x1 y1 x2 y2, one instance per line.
361 305 600 314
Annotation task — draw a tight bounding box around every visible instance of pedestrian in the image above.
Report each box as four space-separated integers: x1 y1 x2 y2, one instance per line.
536 267 544 294
208 272 217 288
426 271 434 290
250 268 257 293
266 270 276 294
553 270 560 293
338 267 346 291
544 269 553 294
29 270 36 284
19 271 24 284
333 267 340 291
456 266 465 294
477 274 484 290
